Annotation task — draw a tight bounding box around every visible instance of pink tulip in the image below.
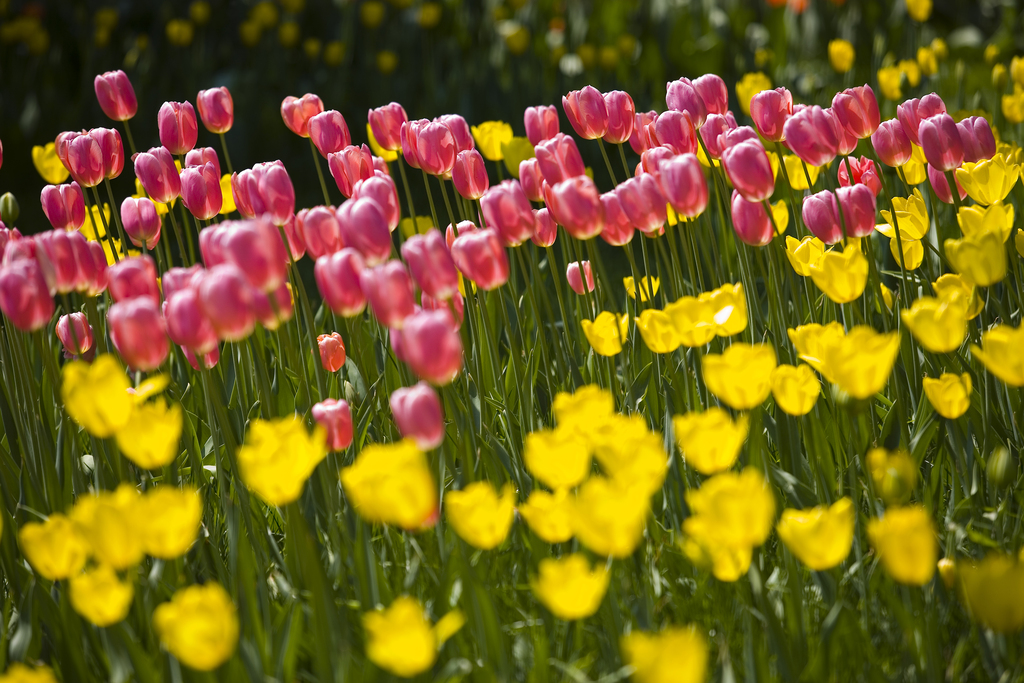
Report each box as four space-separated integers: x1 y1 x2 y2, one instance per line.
120 196 161 249
352 173 401 232
252 283 294 330
280 214 305 261
317 332 346 372
750 87 793 143
832 85 880 140
165 287 218 355
309 110 352 158
94 70 137 121
452 149 489 200
563 86 609 140
718 126 760 151
296 206 342 259
836 184 877 238
315 249 367 316
390 382 445 449
531 208 558 248
666 78 707 128
41 183 85 230
927 163 967 204
183 346 220 370
80 241 108 296
336 197 393 266
107 255 160 304
918 114 964 172
257 161 296 226
57 312 93 356
730 191 775 247
360 260 416 328
837 157 882 197
566 260 594 295
161 266 203 301
134 147 181 203
221 218 288 292
828 108 859 156
281 93 325 137
519 158 545 202
400 119 428 169
0 259 54 331
599 192 635 247
414 120 457 176
657 153 708 218
534 133 586 185
721 140 775 202
693 74 729 115
438 115 474 154
35 230 84 295
801 190 844 245
157 101 199 155
480 180 535 247
368 102 408 152
197 86 234 134
445 220 477 249
897 93 946 146
372 155 389 176
185 147 221 176
108 297 169 370
871 119 913 167
89 128 124 179
616 174 667 235
603 91 635 144
0 226 21 261
546 176 604 240
312 399 353 451
451 228 509 291
198 263 256 341
651 110 697 155
422 290 464 330
956 116 997 164
700 113 738 160
199 224 230 268
401 229 459 300
398 308 463 385
181 162 223 220
328 144 375 199
524 105 560 146
639 147 674 178
65 134 104 188
783 105 839 168
628 111 658 155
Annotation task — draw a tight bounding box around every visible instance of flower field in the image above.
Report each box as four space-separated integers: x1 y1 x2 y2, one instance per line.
0 0 1024 681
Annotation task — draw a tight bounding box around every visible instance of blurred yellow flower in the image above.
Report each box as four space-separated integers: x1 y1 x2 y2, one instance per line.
445 481 515 550
866 448 918 505
736 72 772 115
993 64 1008 89
971 324 1024 386
1017 229 1024 258
154 582 238 671
906 0 932 21
938 557 958 589
784 236 826 276
166 18 194 46
931 37 947 60
530 554 609 620
809 244 868 304
139 487 203 559
959 554 1024 633
672 408 748 475
61 354 132 438
664 296 716 347
932 273 982 320
917 46 937 76
18 513 89 580
70 565 134 627
115 398 183 469
523 427 591 491
880 283 895 311
901 295 968 353
190 1 212 25
777 497 854 570
518 489 574 543
580 311 629 357
770 363 820 416
238 416 327 507
956 156 1020 206
219 174 236 214
32 142 70 184
701 343 776 410
573 477 648 558
958 202 1014 243
868 506 936 585
502 137 536 178
376 50 398 75
984 44 1001 64
239 20 262 47
278 21 300 48
922 373 972 419
0 664 58 683
902 157 927 184
624 276 660 302
341 439 438 530
363 596 463 677
418 2 442 28
699 282 748 336
590 416 668 494
360 0 385 27
323 40 345 66
471 121 513 162
621 626 709 683
553 384 614 430
637 309 681 354
945 226 1007 287
877 66 903 101
1012 56 1024 86
898 59 921 87
818 326 901 400
787 322 846 374
828 39 854 74
1003 86 1024 124
71 484 145 570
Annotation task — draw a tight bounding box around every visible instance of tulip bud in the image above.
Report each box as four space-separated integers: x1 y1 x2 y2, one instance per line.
94 70 138 122
89 128 124 179
616 174 667 235
657 153 708 218
566 260 594 295
80 241 108 296
837 157 882 197
360 260 416 328
183 346 220 371
185 147 220 176
0 193 18 225
629 110 658 155
120 196 162 249
390 382 445 449
829 108 859 156
328 144 374 199
296 206 343 259
721 140 775 202
531 208 558 248
700 113 738 161
547 176 605 240
368 102 409 152
281 214 305 261
317 332 346 372
871 119 913 167
783 105 840 168
107 255 160 304
801 190 844 245
451 228 509 291
693 74 729 115
198 263 256 341
518 158 545 203
221 218 288 292
534 133 586 185
65 134 104 188
926 163 966 204
165 287 218 354
108 297 170 371
986 446 1016 489
452 149 489 200
309 110 352 158
134 147 181 204
896 93 946 146
312 399 353 451
836 184 877 238
832 85 881 140
57 312 93 356
563 86 609 140
0 225 22 261
666 78 707 128
445 220 477 249
399 309 463 385
639 147 674 178
158 101 199 155
259 161 297 226
918 114 964 172
336 197 393 266
480 180 535 247
281 93 325 137
181 162 223 220
524 105 560 146
352 173 401 232
196 86 234 134
717 126 760 151
33 230 79 295
749 87 793 142
731 190 775 247
414 120 457 176
956 116 997 164
402 229 459 300
651 110 697 155
0 259 54 331
315 248 367 316
599 192 635 246
400 119 427 169
603 90 635 144
439 115 474 154
41 183 86 231
252 283 294 331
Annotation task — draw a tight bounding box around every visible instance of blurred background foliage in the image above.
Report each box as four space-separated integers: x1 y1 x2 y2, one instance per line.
0 0 1020 231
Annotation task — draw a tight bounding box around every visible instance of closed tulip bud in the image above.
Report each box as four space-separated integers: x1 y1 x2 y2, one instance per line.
602 90 635 144
750 87 793 142
257 161 296 226
927 163 966 204
666 77 708 128
165 287 218 354
480 179 534 247
439 114 474 154
390 382 445 449
783 105 839 168
897 93 946 146
183 345 219 370
721 140 775 202
451 228 509 290
452 149 489 199
196 86 234 134
158 101 199 155
34 230 80 294
281 93 325 137
563 86 609 140
693 74 729 115
871 119 913 167
802 190 844 245
629 110 658 154
40 182 85 230
222 218 288 291
828 108 859 156
524 105 560 146
198 264 256 340
181 162 223 220
120 196 161 249
837 156 882 196
616 174 667 235
360 260 416 328
65 134 104 187
566 260 594 295
107 255 160 303
184 146 220 176
57 312 93 356
599 192 635 246
445 220 477 249
94 70 138 121
315 249 367 317
547 176 604 240
731 191 775 246
317 332 346 371
400 308 463 385
519 158 545 202
919 114 964 172
534 133 586 185
656 153 708 218
368 102 408 152
402 229 459 300
0 259 54 331
532 208 558 247
337 197 393 266
651 110 697 155
700 113 737 160
108 298 169 371
307 110 351 159
328 144 374 198
400 119 428 169
956 116 997 163
0 193 17 225
832 85 881 139
639 146 674 178
836 184 877 238
134 147 181 203
308 399 354 453
89 127 124 179
414 120 458 176
81 241 108 296
353 173 401 232
295 206 342 259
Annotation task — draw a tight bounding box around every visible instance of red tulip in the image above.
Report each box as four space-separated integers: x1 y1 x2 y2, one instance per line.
534 133 586 185
438 115 474 154
360 260 416 328
89 128 124 179
390 382 445 449
783 105 839 168
801 190 844 245
181 162 223 220
57 312 93 356
336 197 393 266
312 399 353 451
451 228 509 291
651 110 697 155
185 147 221 176
120 196 161 249
657 153 708 218
368 102 408 152
918 114 964 172
836 184 877 238
693 74 729 115
317 332 346 372
158 101 199 155
328 144 374 199
41 182 85 230
480 180 535 247
832 85 881 140
398 308 463 385
599 192 635 247
927 164 967 204
107 255 160 304
165 287 218 355
296 206 343 259
519 158 545 202
197 86 234 134
666 77 708 128
896 93 946 147
616 174 667 235
546 176 604 240
401 229 459 300
531 208 557 247
315 248 367 316
956 116 997 164
134 147 181 204
721 140 775 202
603 90 635 144
566 260 594 295
871 119 913 167
198 263 256 341
309 110 352 158
221 218 288 292
0 259 54 331
750 87 793 143
65 134 104 188
94 70 137 121
563 86 609 140
837 156 882 197
453 149 489 200
524 105 560 146
281 93 325 137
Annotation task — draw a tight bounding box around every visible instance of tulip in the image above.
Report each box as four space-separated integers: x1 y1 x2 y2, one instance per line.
871 119 913 167
801 190 844 244
809 245 869 304
0 259 54 331
731 191 775 247
452 149 489 199
106 255 160 304
603 90 635 144
336 197 393 266
400 119 428 169
157 101 198 156
957 116 997 163
108 298 169 371
368 102 408 152
581 311 629 356
181 345 219 370
702 343 776 410
34 230 83 295
776 498 854 570
897 93 946 146
0 225 20 259
629 110 658 154
80 241 108 296
390 382 445 450
721 141 775 202
749 87 793 142
666 77 707 127
566 260 594 295
524 105 559 146
563 86 609 140
307 110 352 159
120 196 161 249
41 182 85 230
296 206 342 259
451 228 509 290
65 134 104 188
445 220 477 249
927 163 966 204
315 248 367 316
371 156 389 176
57 312 93 356
828 108 859 156
480 180 534 247
196 86 233 134
547 176 605 240
360 260 416 328
639 147 674 178
837 156 882 196
534 134 585 187
165 287 218 354
198 263 256 341
651 110 697 155
867 506 937 586
89 128 124 179
783 105 839 168
700 112 738 161
252 283 294 330
717 126 760 151
673 408 749 474
519 158 545 202
422 290 464 330
222 218 288 291
328 144 374 198
134 147 181 203
255 161 296 226
836 184 877 238
439 115 474 154
918 113 964 172
162 265 203 300
399 308 463 385
94 70 137 121
956 155 1020 207
599 192 635 246
901 295 968 354
281 93 324 137
531 208 558 247
180 162 223 220
616 175 667 235
401 229 459 300
308 399 352 451
832 85 881 139
693 74 729 115
657 153 708 218
352 173 401 232
317 332 346 372
185 146 220 175
970 324 1024 387
413 120 457 176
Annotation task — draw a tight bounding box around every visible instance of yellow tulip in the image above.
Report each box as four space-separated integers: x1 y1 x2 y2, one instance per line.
621 626 709 683
878 190 929 240
218 174 236 214
664 296 716 347
1017 229 1024 258
153 583 239 671
552 384 614 430
365 122 398 162
783 155 820 191
501 136 535 177
580 311 629 357
958 202 1014 243
672 408 748 475
17 513 90 580
523 427 591 491
623 276 659 302
932 273 983 320
61 354 133 438
938 557 958 589
701 343 776 410
445 481 515 550
32 142 70 184
776 497 854 570
238 416 328 507
828 39 854 74
817 326 901 400
898 59 921 87
770 364 820 416
971 324 1024 386
866 448 918 505
945 226 1007 287
1013 56 1024 86
784 236 826 276
867 506 937 585
471 121 513 162
922 373 972 419
930 37 947 59
901 295 968 353
901 158 927 184
907 0 932 22
955 156 1020 206
363 597 463 677
771 200 789 234
809 244 868 304
917 46 937 76
518 489 574 543
1002 87 1024 125
877 66 903 101
0 664 58 683
114 398 183 469
340 439 438 530
698 282 748 337
959 554 1024 633
888 235 924 270
573 477 649 558
530 554 609 620
81 202 113 239
637 309 681 354
994 64 1009 89
736 72 772 115
787 322 846 373
139 487 203 559
880 283 895 311
70 565 134 627
71 484 145 570
588 415 668 493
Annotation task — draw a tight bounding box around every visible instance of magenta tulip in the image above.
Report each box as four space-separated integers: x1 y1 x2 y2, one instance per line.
693 74 729 115
897 93 946 146
918 114 964 172
603 90 636 144
783 105 839 168
399 308 463 385
390 382 445 449
401 229 459 300
352 173 401 232
547 175 605 240
563 86 609 140
336 197 393 266
134 147 181 203
616 174 667 235
871 119 913 167
801 190 844 245
666 77 707 127
368 102 408 152
315 248 367 317
197 86 234 134
451 228 509 291
94 70 137 121
309 110 352 158
180 162 223 220
452 149 489 200
198 263 256 341
360 260 416 328
312 399 353 451
957 116 997 164
0 259 54 331
158 101 199 155
57 312 93 356
730 191 775 247
41 182 85 231
120 196 161 249
832 85 881 140
749 87 793 143
524 105 560 146
480 180 535 247
185 147 221 176
328 144 375 199
721 140 775 202
281 93 325 137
